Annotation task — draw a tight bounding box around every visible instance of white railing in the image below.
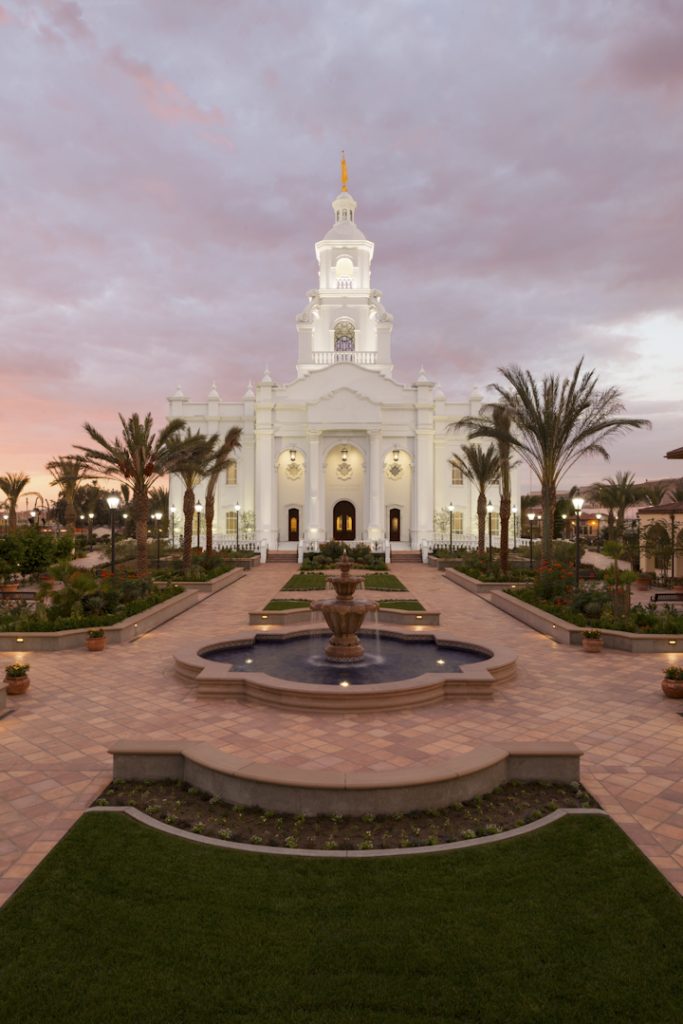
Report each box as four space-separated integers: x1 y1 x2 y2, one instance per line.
312 351 377 365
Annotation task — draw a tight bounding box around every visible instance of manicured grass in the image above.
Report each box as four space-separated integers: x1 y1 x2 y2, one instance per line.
3 814 683 1022
283 572 328 591
264 598 312 610
377 599 424 611
363 572 407 591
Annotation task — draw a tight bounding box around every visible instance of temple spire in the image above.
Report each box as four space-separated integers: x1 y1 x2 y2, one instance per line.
340 150 348 192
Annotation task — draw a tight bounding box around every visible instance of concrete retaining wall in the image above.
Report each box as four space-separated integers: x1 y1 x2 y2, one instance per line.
110 739 582 816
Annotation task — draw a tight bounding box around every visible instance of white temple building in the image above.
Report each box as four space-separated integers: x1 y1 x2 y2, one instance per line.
168 167 520 554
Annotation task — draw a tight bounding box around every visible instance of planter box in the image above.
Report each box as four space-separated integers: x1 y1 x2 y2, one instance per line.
490 590 683 654
0 588 200 652
443 567 531 595
175 568 246 595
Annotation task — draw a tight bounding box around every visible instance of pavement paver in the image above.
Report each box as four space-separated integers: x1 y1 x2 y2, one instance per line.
1 561 683 904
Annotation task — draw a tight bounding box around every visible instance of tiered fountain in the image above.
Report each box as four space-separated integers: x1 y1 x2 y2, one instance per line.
311 552 378 662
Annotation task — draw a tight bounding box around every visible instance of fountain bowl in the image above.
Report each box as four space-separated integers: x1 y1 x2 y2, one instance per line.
174 625 517 711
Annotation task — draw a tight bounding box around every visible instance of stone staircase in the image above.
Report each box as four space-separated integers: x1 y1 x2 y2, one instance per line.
266 550 298 563
389 550 422 564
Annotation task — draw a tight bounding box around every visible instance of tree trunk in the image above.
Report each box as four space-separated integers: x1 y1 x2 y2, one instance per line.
8 503 17 531
205 491 215 557
477 491 486 556
182 487 195 575
541 486 556 562
133 489 149 576
499 496 511 574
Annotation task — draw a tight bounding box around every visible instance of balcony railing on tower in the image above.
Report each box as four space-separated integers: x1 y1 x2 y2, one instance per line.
312 351 377 365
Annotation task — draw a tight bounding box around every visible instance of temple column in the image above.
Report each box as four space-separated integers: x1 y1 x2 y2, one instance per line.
368 430 383 541
412 429 434 545
306 430 322 543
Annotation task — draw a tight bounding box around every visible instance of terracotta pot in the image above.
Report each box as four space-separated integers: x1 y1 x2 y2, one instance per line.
0 582 19 593
86 637 106 652
582 638 604 653
5 673 30 695
636 579 652 591
662 678 683 699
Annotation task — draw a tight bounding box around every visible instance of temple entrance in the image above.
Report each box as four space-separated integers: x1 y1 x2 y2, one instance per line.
333 500 356 541
389 508 401 542
288 508 300 542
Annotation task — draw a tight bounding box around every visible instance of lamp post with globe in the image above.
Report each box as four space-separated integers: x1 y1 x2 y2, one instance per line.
106 494 120 574
572 496 585 589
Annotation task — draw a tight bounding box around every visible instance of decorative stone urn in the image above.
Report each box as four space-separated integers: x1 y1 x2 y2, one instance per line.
311 552 378 662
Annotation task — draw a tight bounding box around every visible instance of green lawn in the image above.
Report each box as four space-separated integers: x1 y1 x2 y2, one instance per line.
2 813 683 1023
283 572 328 591
363 572 407 591
265 598 312 610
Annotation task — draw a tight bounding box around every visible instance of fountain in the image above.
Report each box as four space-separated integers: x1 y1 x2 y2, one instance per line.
311 552 378 662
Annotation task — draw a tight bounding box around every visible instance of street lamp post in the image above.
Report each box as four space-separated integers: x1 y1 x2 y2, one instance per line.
88 512 95 551
595 513 603 550
527 513 536 569
106 494 120 574
447 502 454 552
29 510 37 528
486 502 494 568
170 506 176 549
194 502 203 550
572 496 585 589
153 511 163 569
235 502 241 553
512 505 518 550
671 513 677 581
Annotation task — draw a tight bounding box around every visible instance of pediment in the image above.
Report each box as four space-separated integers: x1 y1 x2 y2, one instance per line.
280 362 412 405
307 387 382 428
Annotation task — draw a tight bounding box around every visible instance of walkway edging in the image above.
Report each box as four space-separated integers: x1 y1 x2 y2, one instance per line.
87 804 607 858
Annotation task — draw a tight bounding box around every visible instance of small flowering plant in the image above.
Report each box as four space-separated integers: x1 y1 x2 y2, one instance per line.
664 666 683 681
5 662 29 677
583 629 602 640
88 628 105 639
535 560 575 601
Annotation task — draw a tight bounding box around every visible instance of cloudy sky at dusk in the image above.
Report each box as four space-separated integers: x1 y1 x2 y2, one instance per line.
2 0 683 501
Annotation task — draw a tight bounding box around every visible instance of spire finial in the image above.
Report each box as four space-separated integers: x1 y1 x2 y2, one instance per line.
340 150 348 193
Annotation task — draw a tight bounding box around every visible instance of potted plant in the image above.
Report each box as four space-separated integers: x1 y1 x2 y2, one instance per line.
662 665 683 699
636 572 654 592
5 662 30 695
582 628 604 653
86 628 106 652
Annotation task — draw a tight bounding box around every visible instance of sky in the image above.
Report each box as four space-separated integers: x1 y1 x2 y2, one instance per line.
2 0 683 503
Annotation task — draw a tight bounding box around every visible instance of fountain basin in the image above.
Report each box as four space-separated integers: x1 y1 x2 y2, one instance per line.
174 626 517 711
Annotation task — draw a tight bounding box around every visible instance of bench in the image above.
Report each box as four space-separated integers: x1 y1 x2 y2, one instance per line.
650 592 683 605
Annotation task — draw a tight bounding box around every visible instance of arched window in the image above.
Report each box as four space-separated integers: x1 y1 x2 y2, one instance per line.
334 320 355 352
335 256 354 289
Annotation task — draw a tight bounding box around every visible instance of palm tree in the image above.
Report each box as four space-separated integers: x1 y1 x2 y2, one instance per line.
172 430 219 573
641 480 670 507
76 413 188 575
487 360 650 561
590 471 642 539
454 404 514 572
46 456 89 535
0 473 30 531
450 444 500 555
204 427 242 556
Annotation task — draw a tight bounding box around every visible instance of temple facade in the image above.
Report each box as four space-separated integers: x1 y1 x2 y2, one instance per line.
167 174 520 551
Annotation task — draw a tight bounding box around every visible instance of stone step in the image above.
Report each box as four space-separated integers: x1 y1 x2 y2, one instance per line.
390 550 422 563
267 550 298 562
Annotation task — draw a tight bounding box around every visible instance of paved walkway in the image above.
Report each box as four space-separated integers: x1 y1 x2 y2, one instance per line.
1 563 683 905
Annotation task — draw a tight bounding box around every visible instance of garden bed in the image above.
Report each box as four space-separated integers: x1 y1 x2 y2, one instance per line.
94 777 597 850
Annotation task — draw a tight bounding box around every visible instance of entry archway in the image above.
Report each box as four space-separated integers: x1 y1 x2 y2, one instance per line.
333 500 356 541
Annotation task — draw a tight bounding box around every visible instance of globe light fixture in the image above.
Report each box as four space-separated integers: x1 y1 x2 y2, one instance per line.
106 494 120 573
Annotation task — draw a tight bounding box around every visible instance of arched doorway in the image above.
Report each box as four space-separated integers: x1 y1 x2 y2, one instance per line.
288 508 300 542
389 508 401 542
333 500 355 541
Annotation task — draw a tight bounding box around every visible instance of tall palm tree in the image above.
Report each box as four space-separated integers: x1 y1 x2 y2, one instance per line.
172 430 219 573
487 360 650 561
641 480 670 507
0 473 30 531
590 471 642 539
204 427 242 556
454 404 514 572
46 455 89 535
450 444 500 555
76 413 188 575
